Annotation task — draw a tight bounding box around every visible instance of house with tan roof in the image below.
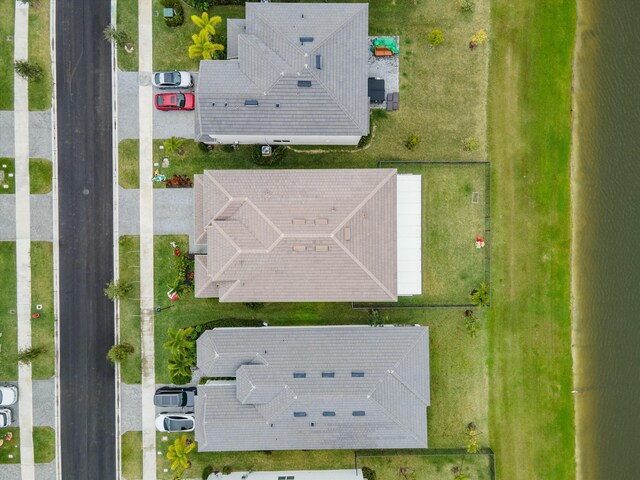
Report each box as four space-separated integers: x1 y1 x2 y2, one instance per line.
194 2 370 145
194 325 430 451
193 169 422 303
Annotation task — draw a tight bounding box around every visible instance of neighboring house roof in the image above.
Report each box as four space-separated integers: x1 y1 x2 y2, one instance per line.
193 169 398 302
195 326 430 451
195 3 370 139
214 470 363 480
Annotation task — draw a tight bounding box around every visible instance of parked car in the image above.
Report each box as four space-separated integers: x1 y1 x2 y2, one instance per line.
154 92 195 111
153 387 196 408
152 71 193 89
155 413 195 432
0 385 17 406
0 408 13 428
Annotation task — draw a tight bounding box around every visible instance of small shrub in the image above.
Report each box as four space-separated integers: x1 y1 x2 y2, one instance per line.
463 136 480 152
457 0 474 13
470 282 489 306
244 302 265 310
103 24 131 49
165 174 193 188
466 422 480 453
251 145 287 166
107 343 135 364
185 0 212 11
362 467 377 480
469 29 488 50
222 465 232 475
427 29 443 47
463 310 480 338
104 280 132 301
202 466 214 480
17 346 47 365
405 134 420 150
164 0 185 27
198 142 213 153
14 60 43 81
358 132 372 149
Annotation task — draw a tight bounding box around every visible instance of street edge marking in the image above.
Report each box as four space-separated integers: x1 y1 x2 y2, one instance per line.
111 0 123 479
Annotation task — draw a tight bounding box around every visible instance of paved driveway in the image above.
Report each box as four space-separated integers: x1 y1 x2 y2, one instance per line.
0 111 53 159
117 70 196 140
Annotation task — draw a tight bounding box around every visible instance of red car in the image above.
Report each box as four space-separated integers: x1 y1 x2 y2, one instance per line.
154 92 195 111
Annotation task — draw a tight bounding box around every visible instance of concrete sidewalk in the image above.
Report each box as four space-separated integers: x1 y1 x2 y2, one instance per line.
137 1 157 479
14 0 35 478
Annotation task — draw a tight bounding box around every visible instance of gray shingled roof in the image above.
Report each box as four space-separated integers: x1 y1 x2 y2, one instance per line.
195 3 369 139
194 326 430 451
193 169 397 302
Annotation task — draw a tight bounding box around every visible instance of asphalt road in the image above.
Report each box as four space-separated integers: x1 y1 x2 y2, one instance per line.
56 1 115 478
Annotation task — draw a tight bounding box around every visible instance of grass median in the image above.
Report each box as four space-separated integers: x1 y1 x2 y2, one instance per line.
487 0 576 478
119 236 142 384
28 0 52 111
117 0 138 71
33 426 55 463
31 241 54 380
0 0 15 109
0 243 17 380
122 431 142 479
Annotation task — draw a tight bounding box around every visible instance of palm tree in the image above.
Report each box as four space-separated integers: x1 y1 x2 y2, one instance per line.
104 280 132 301
188 30 224 60
168 357 193 380
163 327 194 357
163 136 185 156
167 434 196 474
191 12 222 36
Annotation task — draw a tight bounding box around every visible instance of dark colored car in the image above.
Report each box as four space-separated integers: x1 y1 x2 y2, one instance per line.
153 387 196 408
154 92 195 111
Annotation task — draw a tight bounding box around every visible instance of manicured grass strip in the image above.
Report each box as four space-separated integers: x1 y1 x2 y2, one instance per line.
122 431 142 480
33 426 55 464
0 0 15 110
358 451 493 480
28 0 52 111
0 158 15 194
119 140 140 189
487 0 576 478
0 242 17 380
117 0 138 71
29 159 52 194
0 428 20 463
119 236 141 384
31 241 54 380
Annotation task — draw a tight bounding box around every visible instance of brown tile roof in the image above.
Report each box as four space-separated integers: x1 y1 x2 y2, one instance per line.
194 169 397 302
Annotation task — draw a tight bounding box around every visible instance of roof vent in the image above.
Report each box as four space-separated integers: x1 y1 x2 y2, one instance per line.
244 99 259 107
343 226 351 241
297 80 312 88
293 245 306 252
292 218 306 225
315 245 329 252
293 411 307 417
299 36 314 45
315 54 322 70
352 411 366 417
314 218 328 225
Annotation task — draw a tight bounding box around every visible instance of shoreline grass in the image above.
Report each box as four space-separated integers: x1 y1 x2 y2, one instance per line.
31 241 54 380
0 0 15 109
28 0 52 110
487 0 576 478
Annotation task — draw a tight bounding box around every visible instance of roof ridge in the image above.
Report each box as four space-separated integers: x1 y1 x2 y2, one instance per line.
219 279 241 302
204 172 233 220
306 7 368 130
330 169 397 298
368 393 424 444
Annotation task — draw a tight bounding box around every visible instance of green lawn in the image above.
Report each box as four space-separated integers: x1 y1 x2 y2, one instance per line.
152 1 244 71
0 0 14 109
0 242 17 381
0 159 15 193
119 236 142 384
0 428 20 464
28 0 52 110
487 0 576 478
358 451 493 480
29 159 52 194
122 431 142 480
31 241 54 380
33 426 55 464
0 159 53 194
117 0 138 71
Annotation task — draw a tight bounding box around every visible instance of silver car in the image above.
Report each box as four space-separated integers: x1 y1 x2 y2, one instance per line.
0 385 17 406
152 71 193 89
0 408 13 428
